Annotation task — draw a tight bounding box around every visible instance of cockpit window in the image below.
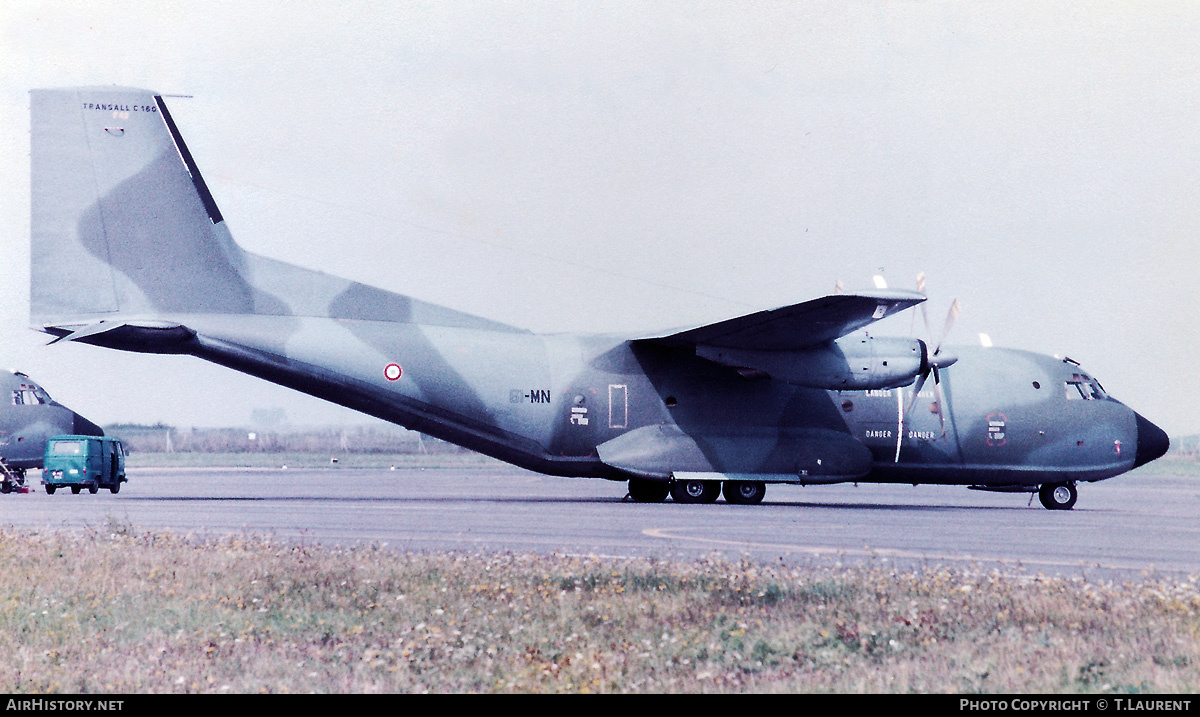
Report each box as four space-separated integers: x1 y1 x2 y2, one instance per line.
1065 373 1106 401
11 387 45 405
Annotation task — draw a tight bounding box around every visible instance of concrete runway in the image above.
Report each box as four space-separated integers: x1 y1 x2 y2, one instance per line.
2 465 1197 577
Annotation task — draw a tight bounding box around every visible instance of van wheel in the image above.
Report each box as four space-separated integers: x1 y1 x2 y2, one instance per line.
45 485 56 494
110 482 120 494
71 486 81 495
88 483 98 494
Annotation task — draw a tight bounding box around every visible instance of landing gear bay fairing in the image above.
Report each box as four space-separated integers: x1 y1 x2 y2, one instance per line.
29 88 1169 509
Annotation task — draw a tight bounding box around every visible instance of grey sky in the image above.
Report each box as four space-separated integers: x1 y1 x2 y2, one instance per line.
2 2 1197 435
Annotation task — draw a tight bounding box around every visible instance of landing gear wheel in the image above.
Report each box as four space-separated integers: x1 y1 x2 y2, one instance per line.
670 479 720 504
1038 482 1077 510
627 479 669 503
722 480 766 505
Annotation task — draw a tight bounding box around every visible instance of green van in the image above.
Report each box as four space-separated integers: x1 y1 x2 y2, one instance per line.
42 436 126 494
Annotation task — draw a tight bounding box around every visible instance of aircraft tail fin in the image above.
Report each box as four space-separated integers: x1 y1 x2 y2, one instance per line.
30 87 263 328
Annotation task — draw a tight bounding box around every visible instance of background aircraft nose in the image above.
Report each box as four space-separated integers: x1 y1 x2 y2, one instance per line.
72 412 104 437
1134 412 1169 468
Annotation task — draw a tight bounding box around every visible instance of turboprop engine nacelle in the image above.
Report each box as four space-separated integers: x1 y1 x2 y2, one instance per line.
695 335 928 391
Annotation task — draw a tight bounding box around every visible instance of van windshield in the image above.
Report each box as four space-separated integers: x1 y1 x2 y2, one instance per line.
50 441 84 455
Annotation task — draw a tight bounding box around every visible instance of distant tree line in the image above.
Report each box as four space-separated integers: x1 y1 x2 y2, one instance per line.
1171 435 1199 457
103 424 468 455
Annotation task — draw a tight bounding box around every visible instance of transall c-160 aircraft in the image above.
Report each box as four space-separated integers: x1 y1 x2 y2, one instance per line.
29 87 1170 510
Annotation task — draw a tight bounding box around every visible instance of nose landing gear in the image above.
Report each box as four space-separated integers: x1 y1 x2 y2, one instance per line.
1038 482 1077 510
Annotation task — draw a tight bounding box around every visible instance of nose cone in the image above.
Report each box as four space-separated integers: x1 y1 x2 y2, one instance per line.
1134 412 1169 468
72 412 104 437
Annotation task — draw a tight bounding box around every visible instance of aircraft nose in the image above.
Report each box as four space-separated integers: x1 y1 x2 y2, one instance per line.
72 412 104 437
1133 412 1169 468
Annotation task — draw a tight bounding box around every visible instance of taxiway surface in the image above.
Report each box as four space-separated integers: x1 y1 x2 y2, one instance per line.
2 465 1195 576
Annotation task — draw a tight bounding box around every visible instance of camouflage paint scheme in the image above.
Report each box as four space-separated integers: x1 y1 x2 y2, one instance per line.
29 87 1169 509
0 370 103 473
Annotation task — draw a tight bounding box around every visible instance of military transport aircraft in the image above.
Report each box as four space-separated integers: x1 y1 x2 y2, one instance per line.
28 87 1169 510
0 370 103 491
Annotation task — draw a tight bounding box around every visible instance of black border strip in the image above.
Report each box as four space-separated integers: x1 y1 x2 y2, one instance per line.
154 95 224 224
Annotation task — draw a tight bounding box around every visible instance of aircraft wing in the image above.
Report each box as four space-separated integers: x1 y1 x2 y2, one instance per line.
640 290 925 351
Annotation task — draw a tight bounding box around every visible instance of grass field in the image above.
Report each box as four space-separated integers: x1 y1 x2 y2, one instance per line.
3 523 1200 694
12 451 1193 693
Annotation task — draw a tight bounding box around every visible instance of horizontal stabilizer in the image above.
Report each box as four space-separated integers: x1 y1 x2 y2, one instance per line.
44 320 197 354
640 290 925 351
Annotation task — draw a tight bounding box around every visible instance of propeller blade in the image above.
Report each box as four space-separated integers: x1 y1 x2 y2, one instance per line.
914 272 933 342
932 366 948 437
900 274 957 444
936 299 960 354
904 369 929 416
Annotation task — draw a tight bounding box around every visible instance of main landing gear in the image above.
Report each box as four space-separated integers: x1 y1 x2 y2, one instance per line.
1038 482 1078 511
722 480 766 505
627 478 766 505
670 478 721 504
627 479 670 503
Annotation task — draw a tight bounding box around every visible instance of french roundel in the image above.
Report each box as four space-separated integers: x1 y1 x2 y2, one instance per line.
384 363 403 381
